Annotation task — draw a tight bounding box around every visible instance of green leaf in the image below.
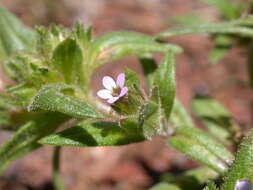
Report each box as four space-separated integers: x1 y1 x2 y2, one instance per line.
174 126 234 165
7 83 37 107
149 183 181 190
39 121 145 146
168 14 207 26
168 136 227 174
157 20 253 39
0 112 68 173
201 0 244 19
222 129 253 190
74 23 92 48
0 5 36 59
89 31 182 66
192 96 236 145
52 38 84 85
139 100 164 139
124 68 141 90
153 53 176 120
169 98 195 128
192 96 230 120
28 84 101 119
138 54 158 87
203 182 219 190
208 47 228 65
161 167 218 190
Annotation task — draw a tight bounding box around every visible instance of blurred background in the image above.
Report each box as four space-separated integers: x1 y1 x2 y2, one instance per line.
0 0 252 189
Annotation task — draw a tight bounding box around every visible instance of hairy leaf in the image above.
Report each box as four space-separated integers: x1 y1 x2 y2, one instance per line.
139 100 164 139
222 129 253 190
89 31 182 66
52 38 84 85
157 20 253 39
28 84 101 119
39 121 145 146
174 126 233 164
0 112 68 173
168 136 228 174
153 53 176 120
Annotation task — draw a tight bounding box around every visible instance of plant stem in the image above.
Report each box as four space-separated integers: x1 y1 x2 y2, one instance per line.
53 146 65 190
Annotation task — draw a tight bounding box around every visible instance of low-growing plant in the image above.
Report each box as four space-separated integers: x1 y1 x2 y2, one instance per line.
0 3 252 190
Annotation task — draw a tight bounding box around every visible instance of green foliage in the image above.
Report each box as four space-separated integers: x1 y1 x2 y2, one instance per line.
169 98 195 128
0 5 36 59
149 183 182 190
28 84 101 119
161 167 218 190
203 182 219 190
52 38 84 85
0 112 68 173
201 0 245 19
1 5 253 190
139 99 164 139
192 96 237 145
157 21 253 39
168 126 231 174
89 31 182 66
39 121 145 146
222 129 253 190
153 53 176 120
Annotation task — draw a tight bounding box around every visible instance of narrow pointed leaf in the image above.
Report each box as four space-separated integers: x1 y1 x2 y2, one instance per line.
157 21 253 39
153 53 176 120
89 31 182 65
28 84 101 119
222 129 253 190
174 126 234 164
0 112 68 173
39 121 145 146
168 136 227 174
52 38 84 85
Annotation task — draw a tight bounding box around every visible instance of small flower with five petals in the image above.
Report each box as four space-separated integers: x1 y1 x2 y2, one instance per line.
97 73 128 104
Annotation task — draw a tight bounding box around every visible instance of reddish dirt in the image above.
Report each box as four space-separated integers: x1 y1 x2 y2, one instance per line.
0 1 252 190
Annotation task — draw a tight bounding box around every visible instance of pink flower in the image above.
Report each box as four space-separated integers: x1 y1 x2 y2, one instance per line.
97 73 128 104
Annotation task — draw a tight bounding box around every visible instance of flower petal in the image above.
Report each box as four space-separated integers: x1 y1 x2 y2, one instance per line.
102 76 116 91
119 87 128 97
235 179 252 190
116 73 125 88
97 89 113 99
107 97 119 104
